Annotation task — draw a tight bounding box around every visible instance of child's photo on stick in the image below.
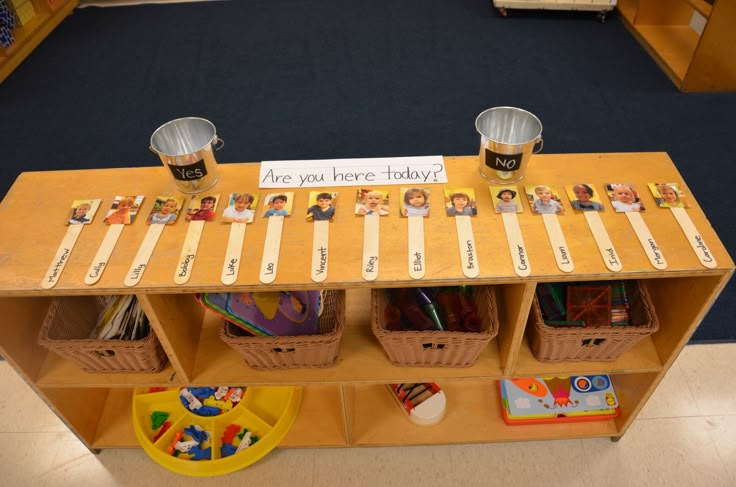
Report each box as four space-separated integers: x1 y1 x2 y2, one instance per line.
68 199 101 225
104 195 144 225
566 183 604 212
262 192 294 217
489 185 522 213
147 195 183 225
222 193 257 223
401 187 430 217
185 194 219 222
444 188 477 216
525 184 564 214
355 188 389 216
606 183 645 212
648 182 687 209
306 191 337 221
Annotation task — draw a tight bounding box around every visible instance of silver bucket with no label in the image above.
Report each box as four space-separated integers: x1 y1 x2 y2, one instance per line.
475 107 543 184
150 117 223 193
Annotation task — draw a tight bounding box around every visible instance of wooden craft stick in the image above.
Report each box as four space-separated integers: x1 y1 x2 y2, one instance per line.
84 223 125 285
311 220 330 282
174 220 205 285
407 216 425 279
625 212 667 270
501 212 531 277
362 214 380 281
583 211 622 272
454 215 479 278
541 213 573 273
41 224 84 289
259 215 285 284
670 206 717 268
221 222 246 285
124 224 166 287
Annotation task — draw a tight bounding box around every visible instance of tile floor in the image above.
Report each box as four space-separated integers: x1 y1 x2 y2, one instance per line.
0 343 734 486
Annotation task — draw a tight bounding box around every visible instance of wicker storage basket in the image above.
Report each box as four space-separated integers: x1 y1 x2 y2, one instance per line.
371 286 499 367
38 296 168 373
219 290 346 370
527 280 659 362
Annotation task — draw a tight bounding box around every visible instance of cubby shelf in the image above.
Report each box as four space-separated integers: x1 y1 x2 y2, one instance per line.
0 153 732 453
0 0 78 84
617 0 736 92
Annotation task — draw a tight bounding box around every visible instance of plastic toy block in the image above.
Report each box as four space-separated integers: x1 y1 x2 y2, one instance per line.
235 431 252 453
179 389 203 410
220 443 237 458
187 387 216 399
194 405 221 416
221 424 241 445
189 446 211 461
214 386 229 400
225 387 244 403
151 411 169 430
536 282 567 321
566 285 611 326
152 421 171 442
168 431 184 455
204 396 233 412
183 424 209 444
237 428 249 440
175 440 200 453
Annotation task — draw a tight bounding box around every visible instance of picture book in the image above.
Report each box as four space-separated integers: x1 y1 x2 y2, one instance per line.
226 291 320 336
499 375 619 425
196 293 271 337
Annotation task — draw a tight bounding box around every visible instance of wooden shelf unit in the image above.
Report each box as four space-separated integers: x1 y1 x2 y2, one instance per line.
617 0 736 92
0 0 78 84
0 153 732 451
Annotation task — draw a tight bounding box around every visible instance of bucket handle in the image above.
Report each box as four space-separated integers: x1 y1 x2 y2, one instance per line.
147 137 225 154
534 138 544 154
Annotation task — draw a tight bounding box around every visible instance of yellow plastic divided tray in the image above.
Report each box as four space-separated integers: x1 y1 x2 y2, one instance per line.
132 385 302 477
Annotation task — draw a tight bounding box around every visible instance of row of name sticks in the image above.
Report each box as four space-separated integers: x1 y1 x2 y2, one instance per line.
42 194 716 289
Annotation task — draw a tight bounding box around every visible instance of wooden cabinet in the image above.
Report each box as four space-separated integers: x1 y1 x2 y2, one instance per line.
0 0 78 84
0 153 731 450
618 0 736 91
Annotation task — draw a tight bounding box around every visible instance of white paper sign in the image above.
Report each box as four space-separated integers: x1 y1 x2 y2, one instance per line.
259 156 448 188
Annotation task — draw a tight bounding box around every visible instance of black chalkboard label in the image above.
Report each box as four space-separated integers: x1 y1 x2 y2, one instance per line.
484 149 523 172
167 159 208 181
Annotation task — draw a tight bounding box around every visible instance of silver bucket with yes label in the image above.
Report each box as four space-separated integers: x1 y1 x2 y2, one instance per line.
475 107 543 184
150 117 223 193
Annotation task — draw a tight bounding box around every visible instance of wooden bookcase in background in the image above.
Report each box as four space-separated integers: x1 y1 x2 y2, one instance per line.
0 0 78 84
617 0 736 92
0 153 732 451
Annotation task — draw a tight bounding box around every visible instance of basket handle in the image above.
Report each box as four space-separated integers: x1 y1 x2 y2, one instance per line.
93 350 116 357
422 343 447 350
581 338 606 347
271 347 296 353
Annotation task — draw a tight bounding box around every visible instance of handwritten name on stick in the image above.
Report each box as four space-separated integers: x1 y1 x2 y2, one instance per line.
85 223 125 285
407 216 425 279
259 156 447 188
454 215 479 278
311 220 330 283
222 222 247 285
670 207 717 269
42 224 85 289
501 212 531 277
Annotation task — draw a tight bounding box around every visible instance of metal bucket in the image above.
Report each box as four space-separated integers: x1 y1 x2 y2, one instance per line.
475 107 543 184
150 117 223 193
